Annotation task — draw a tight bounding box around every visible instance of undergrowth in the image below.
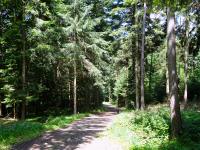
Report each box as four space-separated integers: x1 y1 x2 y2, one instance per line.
106 104 200 150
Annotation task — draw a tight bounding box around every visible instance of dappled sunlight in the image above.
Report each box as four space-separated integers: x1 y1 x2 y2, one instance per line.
0 118 17 125
12 104 119 150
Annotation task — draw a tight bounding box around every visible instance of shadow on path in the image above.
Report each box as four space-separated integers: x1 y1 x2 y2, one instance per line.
12 103 118 150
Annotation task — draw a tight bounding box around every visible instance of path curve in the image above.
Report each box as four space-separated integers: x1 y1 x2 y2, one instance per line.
12 103 122 150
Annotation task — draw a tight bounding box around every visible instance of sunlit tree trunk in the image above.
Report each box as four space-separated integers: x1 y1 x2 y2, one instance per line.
130 4 136 108
140 1 146 110
165 8 169 100
166 60 169 99
73 57 77 114
135 33 140 110
149 53 153 95
125 67 129 108
135 3 140 110
0 100 2 116
13 102 16 119
68 77 71 102
167 8 182 138
108 82 112 103
0 6 2 117
184 13 189 108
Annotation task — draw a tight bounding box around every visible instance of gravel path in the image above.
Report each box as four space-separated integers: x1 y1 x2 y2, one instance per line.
12 103 122 150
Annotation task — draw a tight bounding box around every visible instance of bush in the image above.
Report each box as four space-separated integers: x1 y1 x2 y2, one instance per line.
107 104 200 150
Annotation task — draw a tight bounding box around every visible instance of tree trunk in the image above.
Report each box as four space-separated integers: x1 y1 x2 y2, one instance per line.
21 38 26 120
135 3 140 110
0 1 3 117
13 102 16 119
68 77 71 101
166 58 169 100
108 82 112 103
184 13 189 108
125 68 129 108
73 58 77 114
167 8 182 138
135 43 140 109
0 99 2 116
21 1 26 120
149 53 153 95
165 8 169 100
140 1 146 110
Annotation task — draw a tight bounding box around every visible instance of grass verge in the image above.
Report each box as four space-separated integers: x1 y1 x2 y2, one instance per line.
105 104 200 150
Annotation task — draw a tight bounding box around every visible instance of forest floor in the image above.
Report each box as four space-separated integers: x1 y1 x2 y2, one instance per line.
11 103 123 150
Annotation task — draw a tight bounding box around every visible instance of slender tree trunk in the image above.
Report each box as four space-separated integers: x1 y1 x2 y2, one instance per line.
135 3 140 110
125 68 129 108
167 8 182 138
0 99 2 117
149 53 153 94
68 77 71 101
21 1 26 120
131 4 136 108
165 8 169 100
108 82 112 103
166 64 169 99
135 44 140 109
140 1 146 110
21 36 26 120
116 66 119 108
0 1 3 117
13 102 16 119
184 13 189 108
73 58 77 114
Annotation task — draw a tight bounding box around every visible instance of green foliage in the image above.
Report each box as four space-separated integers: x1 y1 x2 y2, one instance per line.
0 121 43 150
114 67 129 98
130 106 169 137
0 0 109 118
106 104 200 150
124 0 137 5
44 113 88 130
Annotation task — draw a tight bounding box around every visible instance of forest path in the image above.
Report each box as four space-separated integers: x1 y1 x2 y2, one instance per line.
12 103 122 150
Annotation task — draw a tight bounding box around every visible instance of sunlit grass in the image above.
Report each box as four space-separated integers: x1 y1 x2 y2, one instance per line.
0 113 89 150
106 103 200 150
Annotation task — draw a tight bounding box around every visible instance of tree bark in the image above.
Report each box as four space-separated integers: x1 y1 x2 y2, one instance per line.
0 1 3 117
108 82 112 103
149 53 153 95
166 58 169 100
21 0 26 120
165 8 169 100
149 53 153 97
0 99 2 117
167 8 182 138
125 68 129 108
184 13 189 108
140 1 146 110
13 102 16 119
73 58 77 114
21 39 26 120
68 77 71 102
135 3 140 110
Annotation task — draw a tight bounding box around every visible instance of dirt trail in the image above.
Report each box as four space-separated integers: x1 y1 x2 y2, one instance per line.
12 103 122 150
